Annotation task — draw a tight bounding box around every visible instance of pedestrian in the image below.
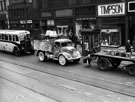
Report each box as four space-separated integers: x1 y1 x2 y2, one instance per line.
125 40 131 52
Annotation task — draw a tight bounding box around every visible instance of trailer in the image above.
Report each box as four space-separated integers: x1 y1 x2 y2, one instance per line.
80 28 135 76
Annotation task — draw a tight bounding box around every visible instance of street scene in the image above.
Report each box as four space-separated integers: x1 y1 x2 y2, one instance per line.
0 0 135 102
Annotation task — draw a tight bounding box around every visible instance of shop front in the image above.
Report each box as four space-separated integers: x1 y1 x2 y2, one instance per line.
55 9 74 37
97 2 126 46
75 6 96 40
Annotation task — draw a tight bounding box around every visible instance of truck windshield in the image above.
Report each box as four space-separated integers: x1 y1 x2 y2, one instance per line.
61 41 72 47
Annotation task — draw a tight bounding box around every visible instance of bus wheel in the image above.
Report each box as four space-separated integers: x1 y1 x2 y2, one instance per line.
98 58 110 71
127 64 135 76
38 51 45 62
14 47 20 56
59 55 67 66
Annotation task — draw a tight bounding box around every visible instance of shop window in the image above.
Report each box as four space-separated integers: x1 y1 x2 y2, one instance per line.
100 29 121 46
69 0 77 5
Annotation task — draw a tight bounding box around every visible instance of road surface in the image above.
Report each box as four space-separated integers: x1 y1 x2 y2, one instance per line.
0 52 135 102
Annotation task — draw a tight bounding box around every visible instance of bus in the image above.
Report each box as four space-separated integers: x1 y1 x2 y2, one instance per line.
0 30 35 56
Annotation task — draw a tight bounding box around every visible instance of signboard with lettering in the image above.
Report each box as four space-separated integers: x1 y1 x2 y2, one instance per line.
56 9 73 17
20 20 32 24
98 3 125 16
41 12 52 17
128 1 135 12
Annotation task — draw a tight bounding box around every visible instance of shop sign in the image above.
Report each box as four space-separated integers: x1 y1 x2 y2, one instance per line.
76 17 96 20
128 1 135 12
10 21 18 24
41 12 52 17
56 9 73 17
98 3 125 16
20 20 32 24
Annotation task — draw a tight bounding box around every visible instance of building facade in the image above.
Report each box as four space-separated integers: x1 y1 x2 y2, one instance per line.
32 0 133 46
0 0 9 29
8 0 33 31
8 0 135 46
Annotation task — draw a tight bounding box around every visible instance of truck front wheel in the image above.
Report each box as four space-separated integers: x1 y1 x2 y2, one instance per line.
38 51 45 62
59 55 67 66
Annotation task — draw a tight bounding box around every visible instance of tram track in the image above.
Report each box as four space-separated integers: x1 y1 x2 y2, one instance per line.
0 77 61 102
0 61 108 102
0 57 135 98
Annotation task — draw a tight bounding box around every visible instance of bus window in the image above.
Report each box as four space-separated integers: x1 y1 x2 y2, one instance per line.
13 35 16 41
2 34 5 40
9 35 12 41
5 35 8 41
0 35 1 40
26 34 30 40
16 35 19 41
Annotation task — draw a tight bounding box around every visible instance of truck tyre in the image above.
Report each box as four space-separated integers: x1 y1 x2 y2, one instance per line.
127 64 135 76
38 51 45 62
59 55 67 66
98 58 110 71
13 47 20 56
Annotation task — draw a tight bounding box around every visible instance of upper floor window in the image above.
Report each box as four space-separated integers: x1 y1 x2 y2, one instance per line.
41 0 48 8
82 0 92 3
69 0 77 5
0 0 5 10
33 0 41 9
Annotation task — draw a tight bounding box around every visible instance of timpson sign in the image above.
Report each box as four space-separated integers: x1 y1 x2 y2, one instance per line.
98 3 125 16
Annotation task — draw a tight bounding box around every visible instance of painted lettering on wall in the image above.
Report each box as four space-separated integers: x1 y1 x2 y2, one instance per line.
98 3 125 16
